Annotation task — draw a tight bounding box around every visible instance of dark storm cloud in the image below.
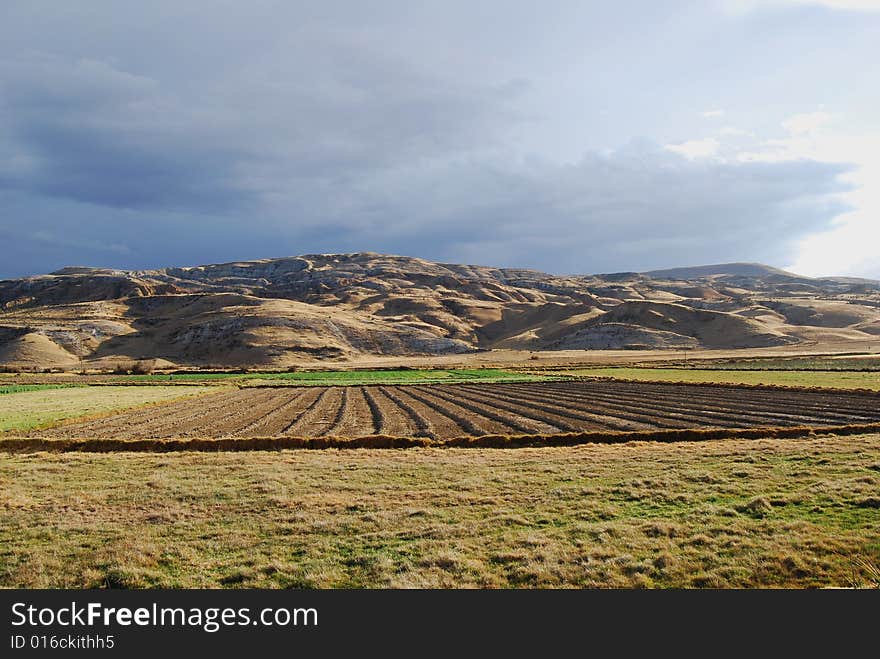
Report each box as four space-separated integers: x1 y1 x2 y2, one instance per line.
0 55 255 211
0 1 862 277
289 146 852 274
0 39 522 213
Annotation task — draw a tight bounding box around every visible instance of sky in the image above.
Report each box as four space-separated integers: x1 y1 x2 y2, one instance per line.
1 0 878 279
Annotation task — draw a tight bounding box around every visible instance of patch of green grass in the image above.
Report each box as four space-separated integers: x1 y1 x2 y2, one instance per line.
0 384 82 395
122 368 545 386
252 368 545 386
122 372 244 381
553 367 880 390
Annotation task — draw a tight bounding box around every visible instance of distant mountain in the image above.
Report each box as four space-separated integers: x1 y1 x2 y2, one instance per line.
1 253 878 369
643 263 797 280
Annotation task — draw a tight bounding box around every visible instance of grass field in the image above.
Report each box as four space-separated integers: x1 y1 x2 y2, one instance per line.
556 368 880 390
0 384 82 395
1 434 877 588
119 368 545 386
0 386 214 433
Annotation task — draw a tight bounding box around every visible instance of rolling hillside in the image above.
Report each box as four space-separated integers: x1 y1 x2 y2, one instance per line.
1 253 878 368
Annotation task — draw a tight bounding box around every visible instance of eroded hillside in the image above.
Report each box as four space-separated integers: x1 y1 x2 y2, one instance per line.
1 253 878 368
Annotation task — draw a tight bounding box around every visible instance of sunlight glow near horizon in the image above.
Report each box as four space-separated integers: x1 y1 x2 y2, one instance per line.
665 109 880 280
751 126 880 280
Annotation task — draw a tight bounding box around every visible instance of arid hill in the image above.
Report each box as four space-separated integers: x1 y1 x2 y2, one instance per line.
1 253 878 368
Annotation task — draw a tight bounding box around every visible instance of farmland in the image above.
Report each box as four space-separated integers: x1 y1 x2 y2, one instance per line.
1 371 879 589
681 355 880 371
0 385 215 433
552 368 880 391
13 380 880 445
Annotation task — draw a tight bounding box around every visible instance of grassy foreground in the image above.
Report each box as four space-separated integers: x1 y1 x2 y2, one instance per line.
557 367 880 390
0 386 213 433
2 435 878 588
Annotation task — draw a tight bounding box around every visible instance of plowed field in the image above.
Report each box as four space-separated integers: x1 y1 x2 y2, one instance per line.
29 381 880 441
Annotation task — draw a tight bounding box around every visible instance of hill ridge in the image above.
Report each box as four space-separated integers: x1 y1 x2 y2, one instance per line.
2 253 878 368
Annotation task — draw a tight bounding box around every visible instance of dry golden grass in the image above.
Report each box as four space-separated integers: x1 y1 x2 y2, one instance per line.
5 423 880 452
1 434 878 588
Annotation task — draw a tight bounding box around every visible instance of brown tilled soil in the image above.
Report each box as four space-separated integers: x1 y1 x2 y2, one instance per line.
26 380 880 442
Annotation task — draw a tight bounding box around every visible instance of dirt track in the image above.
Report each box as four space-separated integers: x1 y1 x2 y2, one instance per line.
29 381 880 441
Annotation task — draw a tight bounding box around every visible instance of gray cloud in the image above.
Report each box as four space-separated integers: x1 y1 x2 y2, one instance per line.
301 145 853 273
0 39 522 214
0 54 255 211
0 144 851 277
0 1 865 278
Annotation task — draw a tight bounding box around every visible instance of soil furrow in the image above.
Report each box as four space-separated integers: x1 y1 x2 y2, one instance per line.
499 384 696 429
503 382 852 428
500 383 828 428
389 386 485 436
171 389 282 438
327 387 376 437
409 385 537 435
453 385 657 431
576 382 880 425
376 386 435 437
586 381 880 422
44 389 245 439
436 385 574 433
250 387 325 436
217 390 307 437
285 387 343 436
119 389 255 438
279 388 330 435
361 387 386 435
452 384 637 431
321 387 350 436
229 389 308 437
